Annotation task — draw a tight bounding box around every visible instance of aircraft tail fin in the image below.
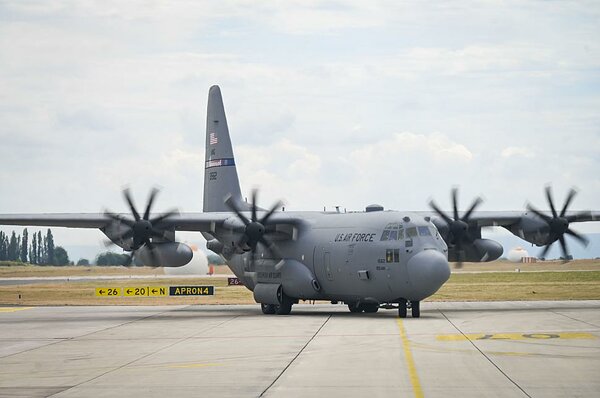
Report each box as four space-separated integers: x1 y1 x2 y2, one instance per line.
203 86 244 212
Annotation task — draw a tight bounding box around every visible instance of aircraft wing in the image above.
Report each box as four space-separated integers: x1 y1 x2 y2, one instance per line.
0 212 232 232
417 210 600 228
0 212 304 232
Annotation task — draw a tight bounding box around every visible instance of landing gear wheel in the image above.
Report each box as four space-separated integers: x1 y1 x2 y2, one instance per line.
348 302 362 313
411 301 420 318
261 303 276 315
398 299 407 318
275 295 293 315
362 303 379 313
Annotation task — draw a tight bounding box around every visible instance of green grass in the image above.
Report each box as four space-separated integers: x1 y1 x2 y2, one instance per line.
1 265 600 305
431 271 600 301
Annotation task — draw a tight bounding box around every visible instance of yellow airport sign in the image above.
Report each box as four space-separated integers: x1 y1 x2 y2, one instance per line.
169 286 214 296
95 288 121 297
123 286 167 297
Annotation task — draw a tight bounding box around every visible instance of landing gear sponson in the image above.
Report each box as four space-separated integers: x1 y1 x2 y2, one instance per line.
260 293 295 315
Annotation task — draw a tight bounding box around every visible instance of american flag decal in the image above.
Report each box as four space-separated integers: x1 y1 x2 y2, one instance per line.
209 132 218 145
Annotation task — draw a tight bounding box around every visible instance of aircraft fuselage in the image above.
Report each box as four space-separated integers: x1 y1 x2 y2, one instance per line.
220 210 450 305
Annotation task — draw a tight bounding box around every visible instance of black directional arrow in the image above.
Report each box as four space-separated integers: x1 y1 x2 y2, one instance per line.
99 289 105 295
151 289 157 294
126 289 132 294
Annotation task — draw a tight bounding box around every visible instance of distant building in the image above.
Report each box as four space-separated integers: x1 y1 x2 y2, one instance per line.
507 246 530 262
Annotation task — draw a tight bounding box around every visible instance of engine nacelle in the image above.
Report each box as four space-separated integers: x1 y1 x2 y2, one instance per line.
508 213 550 246
136 242 193 267
448 238 503 262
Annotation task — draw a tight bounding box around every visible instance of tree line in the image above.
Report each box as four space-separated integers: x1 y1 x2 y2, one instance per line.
0 229 70 265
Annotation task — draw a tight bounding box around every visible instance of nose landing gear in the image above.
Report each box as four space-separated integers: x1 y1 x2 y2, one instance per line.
398 299 420 318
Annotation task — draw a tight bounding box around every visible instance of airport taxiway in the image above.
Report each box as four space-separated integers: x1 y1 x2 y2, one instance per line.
1 301 599 397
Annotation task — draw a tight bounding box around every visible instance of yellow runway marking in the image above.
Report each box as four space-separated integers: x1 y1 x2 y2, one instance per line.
397 319 424 398
0 307 33 313
437 332 597 341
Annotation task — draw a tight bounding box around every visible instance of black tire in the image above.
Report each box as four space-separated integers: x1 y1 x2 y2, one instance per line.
362 303 379 313
411 301 420 318
398 299 407 318
261 303 276 315
348 302 362 313
275 295 293 315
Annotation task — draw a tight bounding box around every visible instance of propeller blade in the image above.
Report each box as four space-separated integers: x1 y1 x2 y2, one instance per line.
149 209 179 225
545 186 557 218
429 200 453 225
560 188 577 218
558 235 570 262
463 231 475 243
565 228 589 247
236 234 249 251
123 188 141 221
123 253 134 267
145 240 161 266
259 235 282 259
539 242 552 260
225 196 250 226
104 211 135 227
565 211 592 223
113 229 135 242
462 197 483 221
260 200 284 225
143 187 159 220
251 189 258 222
150 228 165 239
452 188 459 221
526 204 552 223
454 241 464 268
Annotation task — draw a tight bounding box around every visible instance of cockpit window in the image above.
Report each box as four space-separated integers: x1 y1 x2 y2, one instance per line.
380 225 404 241
380 230 390 241
418 226 431 236
406 227 418 238
429 226 440 238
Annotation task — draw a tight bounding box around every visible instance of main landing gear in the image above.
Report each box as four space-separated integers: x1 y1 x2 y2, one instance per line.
260 294 294 315
347 302 379 313
398 299 420 318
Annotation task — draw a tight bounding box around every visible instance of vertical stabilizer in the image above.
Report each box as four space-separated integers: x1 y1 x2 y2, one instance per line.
203 86 244 212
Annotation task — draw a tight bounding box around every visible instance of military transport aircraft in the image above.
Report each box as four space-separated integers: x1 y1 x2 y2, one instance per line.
1 86 598 318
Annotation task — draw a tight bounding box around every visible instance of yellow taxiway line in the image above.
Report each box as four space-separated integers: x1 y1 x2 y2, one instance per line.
0 307 33 313
397 318 424 398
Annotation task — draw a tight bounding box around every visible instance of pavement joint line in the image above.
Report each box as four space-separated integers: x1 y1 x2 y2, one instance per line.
259 314 332 397
396 318 424 398
0 306 182 360
0 307 190 359
439 310 532 398
48 307 240 398
547 308 600 329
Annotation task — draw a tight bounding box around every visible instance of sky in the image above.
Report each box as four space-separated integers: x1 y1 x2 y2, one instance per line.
1 1 599 260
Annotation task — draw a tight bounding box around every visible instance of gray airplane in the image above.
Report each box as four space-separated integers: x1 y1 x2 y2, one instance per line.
1 86 599 318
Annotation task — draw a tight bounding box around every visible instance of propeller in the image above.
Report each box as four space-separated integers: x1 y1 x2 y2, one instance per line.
429 188 483 268
526 186 589 261
225 189 283 271
104 188 179 267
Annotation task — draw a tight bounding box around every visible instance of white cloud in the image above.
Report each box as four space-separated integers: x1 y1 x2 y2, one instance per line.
351 132 473 168
501 146 535 158
0 0 599 251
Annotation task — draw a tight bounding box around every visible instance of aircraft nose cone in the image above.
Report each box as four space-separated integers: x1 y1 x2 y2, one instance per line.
407 250 450 300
